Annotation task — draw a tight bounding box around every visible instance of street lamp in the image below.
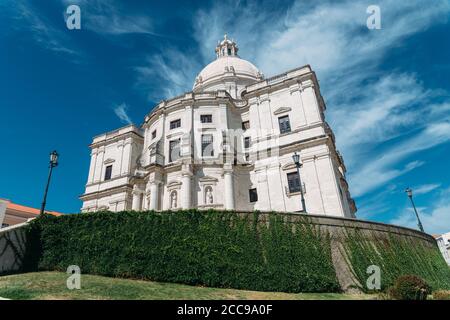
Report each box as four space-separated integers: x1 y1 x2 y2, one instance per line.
405 187 425 233
40 150 59 215
292 152 306 213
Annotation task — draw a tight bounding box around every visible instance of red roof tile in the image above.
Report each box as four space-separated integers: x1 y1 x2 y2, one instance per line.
6 202 63 216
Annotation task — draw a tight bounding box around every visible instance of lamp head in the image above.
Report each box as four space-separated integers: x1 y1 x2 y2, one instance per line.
405 187 412 198
292 152 300 165
50 150 59 167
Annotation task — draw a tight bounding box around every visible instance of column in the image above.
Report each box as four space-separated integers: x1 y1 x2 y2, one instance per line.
132 189 142 211
143 181 152 210
300 80 322 125
289 83 307 127
149 182 159 210
182 174 191 209
181 105 193 159
87 149 98 184
121 140 132 175
224 170 235 210
93 147 105 183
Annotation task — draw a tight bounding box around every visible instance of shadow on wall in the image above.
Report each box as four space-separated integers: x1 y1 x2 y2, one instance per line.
0 222 41 275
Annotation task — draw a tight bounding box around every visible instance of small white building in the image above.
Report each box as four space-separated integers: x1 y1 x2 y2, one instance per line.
80 36 357 217
435 232 450 265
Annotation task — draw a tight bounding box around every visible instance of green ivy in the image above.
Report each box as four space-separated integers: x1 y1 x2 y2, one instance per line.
343 228 450 292
28 210 340 293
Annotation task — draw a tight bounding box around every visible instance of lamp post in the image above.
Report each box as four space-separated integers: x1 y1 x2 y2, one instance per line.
405 187 425 233
292 152 306 213
40 150 59 215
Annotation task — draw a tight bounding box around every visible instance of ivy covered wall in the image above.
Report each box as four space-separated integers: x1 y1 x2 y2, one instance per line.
3 210 450 293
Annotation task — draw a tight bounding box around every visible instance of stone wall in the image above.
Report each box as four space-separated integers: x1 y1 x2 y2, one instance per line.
0 212 439 292
240 212 438 291
0 222 28 274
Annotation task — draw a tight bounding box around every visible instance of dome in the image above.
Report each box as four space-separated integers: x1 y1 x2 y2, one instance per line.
193 35 263 93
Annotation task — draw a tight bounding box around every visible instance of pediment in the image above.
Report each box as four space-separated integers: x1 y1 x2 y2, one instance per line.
104 158 115 164
167 180 182 189
198 176 218 185
281 163 297 171
273 107 292 115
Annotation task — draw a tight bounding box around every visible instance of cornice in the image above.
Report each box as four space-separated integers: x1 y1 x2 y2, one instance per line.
243 65 317 98
143 91 250 128
79 184 133 201
85 174 131 187
90 130 144 149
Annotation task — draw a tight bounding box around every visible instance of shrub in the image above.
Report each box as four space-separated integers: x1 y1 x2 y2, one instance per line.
28 210 340 293
343 229 450 291
388 275 431 300
433 290 450 300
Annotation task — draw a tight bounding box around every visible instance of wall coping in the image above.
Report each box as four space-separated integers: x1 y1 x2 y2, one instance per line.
230 211 435 243
3 211 434 244
0 221 30 235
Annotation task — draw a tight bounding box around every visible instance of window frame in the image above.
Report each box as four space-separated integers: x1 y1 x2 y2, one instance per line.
249 188 258 203
242 121 250 131
287 172 301 193
169 139 181 162
278 115 291 134
200 114 212 123
104 165 113 181
170 119 181 130
201 134 214 157
244 136 251 149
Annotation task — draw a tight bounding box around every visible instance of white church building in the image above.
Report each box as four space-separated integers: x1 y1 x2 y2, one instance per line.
80 36 357 218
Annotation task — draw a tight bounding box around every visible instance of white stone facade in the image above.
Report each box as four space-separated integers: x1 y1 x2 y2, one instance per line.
80 36 357 218
436 232 450 265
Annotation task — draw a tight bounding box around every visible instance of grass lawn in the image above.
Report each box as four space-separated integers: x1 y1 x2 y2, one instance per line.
0 272 377 300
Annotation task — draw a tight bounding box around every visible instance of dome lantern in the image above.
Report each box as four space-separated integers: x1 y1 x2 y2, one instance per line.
215 34 239 58
193 35 262 95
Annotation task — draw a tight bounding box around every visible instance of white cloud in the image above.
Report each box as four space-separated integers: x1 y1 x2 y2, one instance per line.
9 0 80 58
192 0 450 77
188 1 450 199
64 0 156 36
349 122 450 196
134 48 202 101
136 0 450 201
113 103 132 124
390 187 450 234
412 184 441 196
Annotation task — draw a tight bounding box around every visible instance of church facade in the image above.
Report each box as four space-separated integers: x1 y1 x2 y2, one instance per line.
80 36 357 218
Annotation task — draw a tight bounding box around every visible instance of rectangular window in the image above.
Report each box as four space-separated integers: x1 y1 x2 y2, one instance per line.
201 134 214 157
200 114 212 123
278 115 291 134
287 172 301 193
170 119 181 130
104 165 112 181
169 139 180 162
245 153 250 162
244 136 251 149
242 121 250 131
249 188 258 203
151 130 157 139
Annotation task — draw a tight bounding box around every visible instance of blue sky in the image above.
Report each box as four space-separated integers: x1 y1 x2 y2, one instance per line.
1 0 449 234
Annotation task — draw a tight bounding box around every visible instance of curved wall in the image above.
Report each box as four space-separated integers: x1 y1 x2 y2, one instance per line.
0 212 443 293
